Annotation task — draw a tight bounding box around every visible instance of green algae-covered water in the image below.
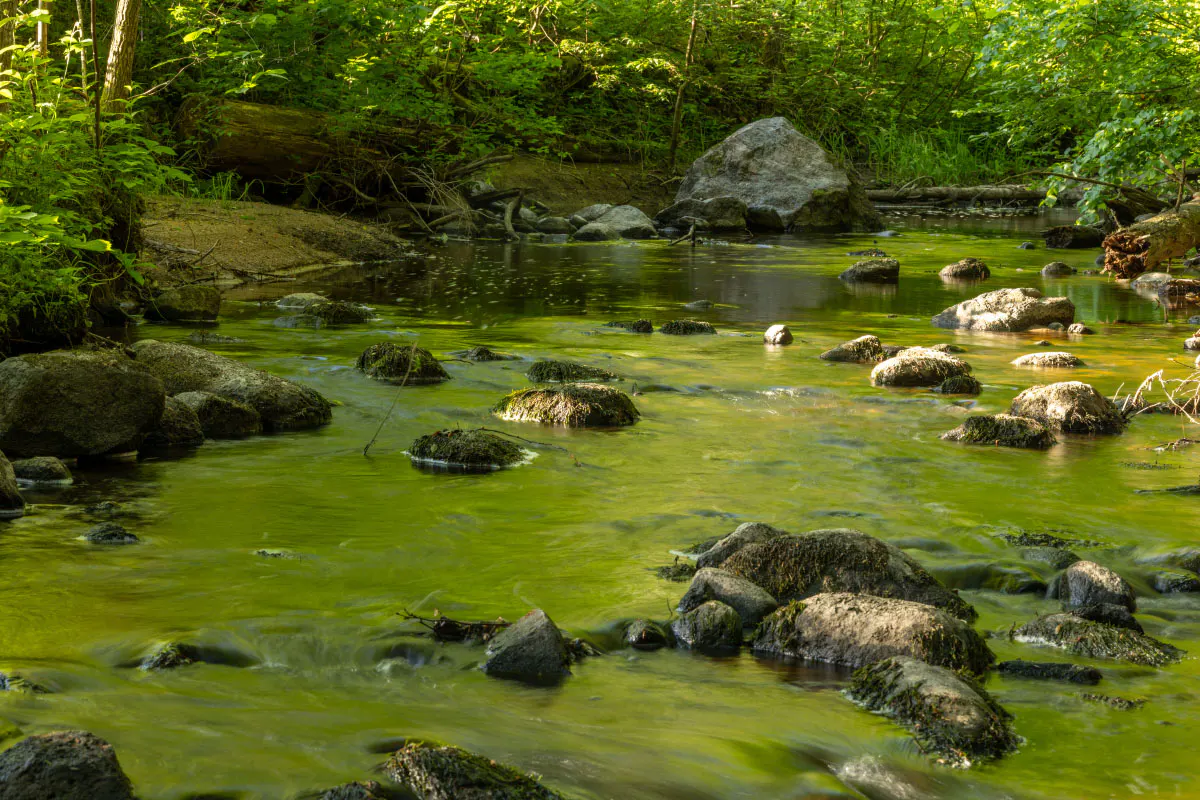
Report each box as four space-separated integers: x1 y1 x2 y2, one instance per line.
5 212 1200 799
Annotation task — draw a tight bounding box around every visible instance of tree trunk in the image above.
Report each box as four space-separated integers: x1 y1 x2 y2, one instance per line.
0 0 15 113
37 0 51 56
101 0 140 111
1103 204 1200 279
666 1 699 174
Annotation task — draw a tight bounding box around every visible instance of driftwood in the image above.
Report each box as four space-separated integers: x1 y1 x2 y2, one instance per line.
399 610 509 642
1103 204 1200 278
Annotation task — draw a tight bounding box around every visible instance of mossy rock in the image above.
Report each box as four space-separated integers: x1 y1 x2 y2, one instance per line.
526 360 617 383
870 347 971 387
307 300 373 324
604 319 654 333
819 334 882 363
139 396 205 449
839 257 899 283
847 656 1018 767
940 414 1057 449
356 343 449 384
408 429 525 470
660 319 716 335
671 600 743 652
460 346 517 361
1010 381 1124 434
936 375 982 395
624 619 673 650
493 383 639 427
996 659 1100 685
1013 613 1184 666
383 740 567 800
939 258 991 280
1011 352 1084 368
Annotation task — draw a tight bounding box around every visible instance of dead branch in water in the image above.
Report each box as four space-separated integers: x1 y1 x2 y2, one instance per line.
363 341 418 456
399 610 510 642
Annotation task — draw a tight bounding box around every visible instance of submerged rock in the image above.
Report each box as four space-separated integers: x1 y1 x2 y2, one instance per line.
83 522 139 544
819 335 882 363
936 375 982 395
870 347 971 387
1080 693 1145 710
1021 546 1080 570
932 288 1074 332
678 568 779 625
0 350 165 457
0 730 135 800
408 429 525 470
660 319 716 335
173 391 263 439
1013 614 1183 666
526 360 616 383
461 345 518 361
482 609 571 685
940 414 1057 449
139 396 204 449
839 258 899 283
695 522 788 569
144 285 221 322
753 593 993 672
1152 570 1200 594
670 600 743 652
10 456 72 485
624 619 673 650
605 319 653 334
1011 352 1084 368
493 384 638 427
1009 382 1124 435
1049 561 1136 611
721 528 976 621
130 340 331 432
763 324 793 345
997 659 1101 685
847 656 1017 767
138 640 257 671
0 451 24 519
356 343 449 384
383 741 567 800
939 258 990 281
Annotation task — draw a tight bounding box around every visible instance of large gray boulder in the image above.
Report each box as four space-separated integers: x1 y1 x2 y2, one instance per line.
673 117 879 231
695 521 788 569
0 351 165 457
593 205 657 239
754 593 993 672
1049 561 1136 611
0 451 24 519
482 609 571 685
870 347 971 387
143 285 221 322
654 196 748 231
1009 381 1124 434
678 568 779 625
0 730 136 800
932 288 1075 331
847 657 1017 767
129 340 331 432
384 741 567 800
721 528 976 621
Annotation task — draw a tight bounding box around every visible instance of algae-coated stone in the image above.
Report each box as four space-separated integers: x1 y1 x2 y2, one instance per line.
936 375 982 395
0 730 136 800
307 300 373 324
997 659 1101 685
83 522 139 544
839 258 899 283
1011 352 1084 368
1013 613 1183 666
276 293 327 310
1069 603 1143 633
660 319 716 335
572 222 619 242
847 656 1018 767
870 347 971 387
820 334 882 363
493 383 638 427
670 600 743 652
461 345 518 361
384 741 567 800
408 429 524 470
940 414 1057 449
356 343 449 384
753 593 993 673
315 780 393 800
1153 570 1200 594
526 360 616 383
721 528 976 621
678 568 779 625
1009 381 1124 435
482 609 571 685
1068 323 1094 334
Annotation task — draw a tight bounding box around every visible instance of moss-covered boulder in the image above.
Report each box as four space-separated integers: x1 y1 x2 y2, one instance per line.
1011 352 1084 368
819 334 882 363
460 345 519 361
720 528 976 621
870 347 971 387
839 257 899 283
356 343 449 384
940 414 1057 449
0 350 165 457
143 285 221 322
383 741 567 800
1013 614 1183 666
695 522 788 569
678 568 779 625
10 456 72 485
936 375 982 395
933 287 1074 331
493 384 638 427
130 340 331 432
671 600 743 652
753 593 993 672
939 258 990 280
1049 561 1136 611
0 730 136 800
307 300 373 325
660 319 716 335
847 656 1018 767
174 391 263 439
1009 381 1124 434
139 396 205 449
526 360 616 383
997 659 1101 685
482 609 571 685
0 451 25 520
408 429 524 470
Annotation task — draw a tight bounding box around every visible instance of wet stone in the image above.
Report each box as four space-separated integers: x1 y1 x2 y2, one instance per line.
660 320 716 335
356 343 449 384
83 522 139 545
407 429 524 470
624 619 672 650
383 741 567 800
0 730 136 800
1152 570 1200 594
604 319 653 333
671 600 743 652
997 659 1101 685
526 360 617 383
10 456 72 485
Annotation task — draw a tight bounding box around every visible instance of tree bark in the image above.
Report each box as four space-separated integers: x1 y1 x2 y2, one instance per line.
666 0 699 174
37 0 51 56
101 0 140 111
0 0 15 113
1103 204 1200 279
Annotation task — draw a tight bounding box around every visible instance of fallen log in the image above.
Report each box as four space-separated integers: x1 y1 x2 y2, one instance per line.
866 185 1051 203
1103 204 1200 279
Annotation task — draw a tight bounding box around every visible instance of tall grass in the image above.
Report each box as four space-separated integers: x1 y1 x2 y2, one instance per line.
861 128 1032 187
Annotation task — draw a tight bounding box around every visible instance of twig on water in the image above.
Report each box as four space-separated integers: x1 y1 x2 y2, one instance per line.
363 341 419 456
476 426 571 453
398 609 510 642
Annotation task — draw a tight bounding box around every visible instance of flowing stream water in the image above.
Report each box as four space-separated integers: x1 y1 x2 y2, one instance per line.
4 211 1200 799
